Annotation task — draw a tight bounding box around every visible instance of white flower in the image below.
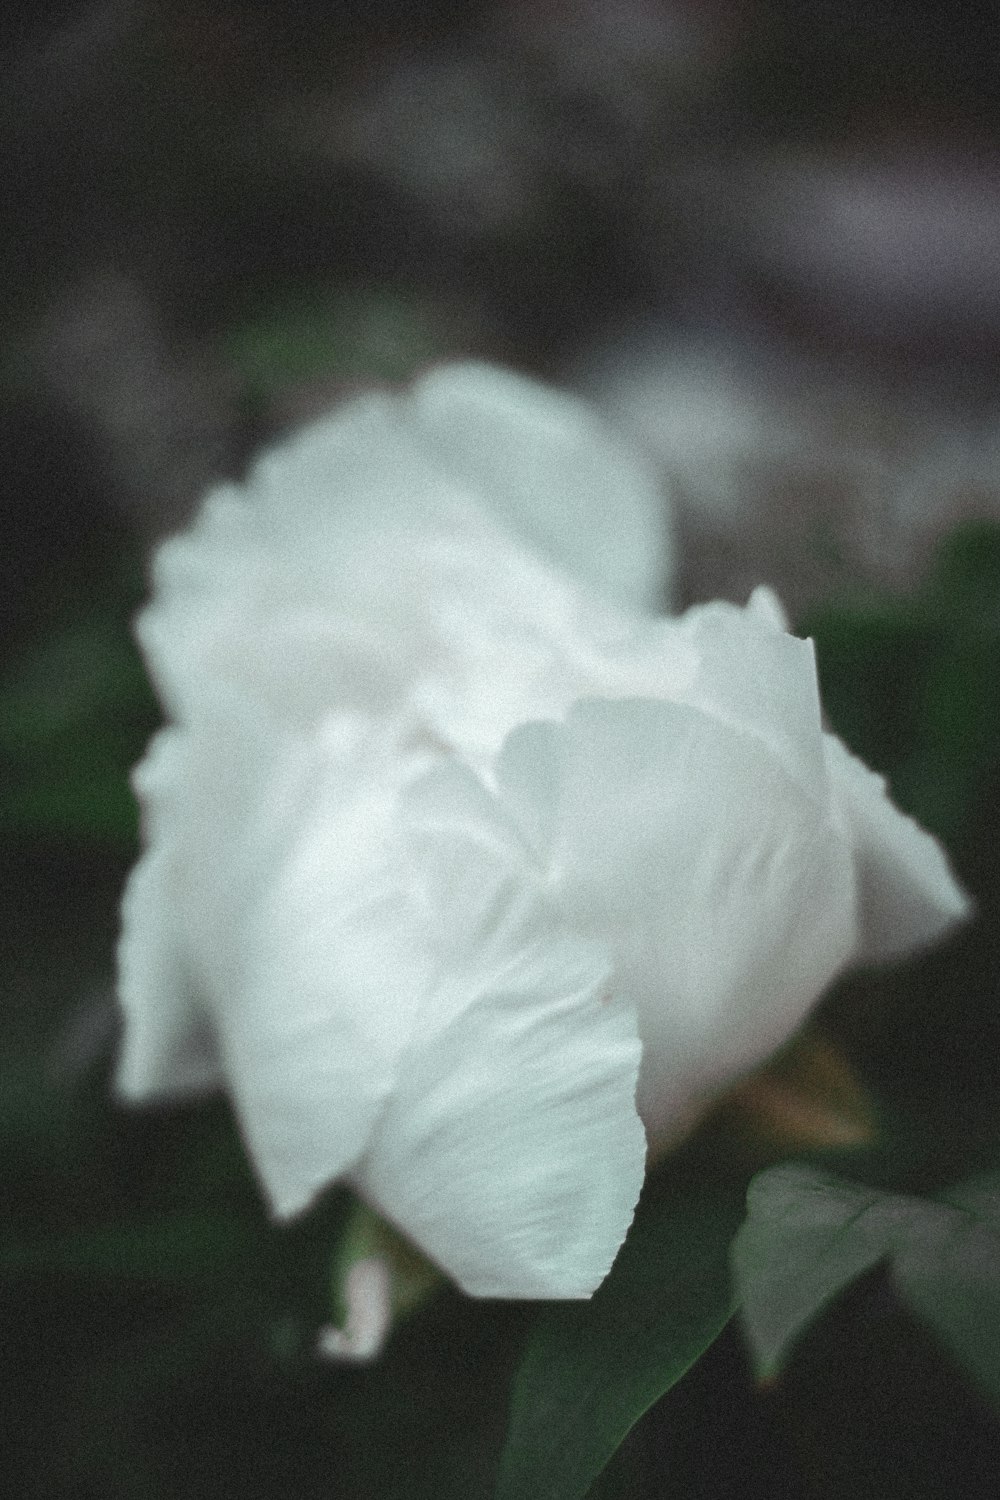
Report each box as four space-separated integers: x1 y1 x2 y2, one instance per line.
116 361 969 1308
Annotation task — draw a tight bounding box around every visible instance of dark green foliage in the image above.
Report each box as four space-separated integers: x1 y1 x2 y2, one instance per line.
222 284 452 404
733 1162 1000 1405
497 1158 748 1500
0 615 156 844
803 521 1000 845
3 520 1000 1496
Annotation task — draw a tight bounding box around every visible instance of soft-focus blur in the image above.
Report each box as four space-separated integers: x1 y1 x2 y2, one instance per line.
3 5 999 1497
6 0 1000 612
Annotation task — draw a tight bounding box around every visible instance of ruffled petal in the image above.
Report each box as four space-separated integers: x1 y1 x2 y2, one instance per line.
411 361 672 612
139 393 628 749
498 699 857 1145
675 596 827 792
823 733 971 963
211 732 433 1220
354 762 646 1299
554 592 825 797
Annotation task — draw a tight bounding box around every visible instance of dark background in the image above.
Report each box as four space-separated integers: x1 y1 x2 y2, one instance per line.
2 4 999 1495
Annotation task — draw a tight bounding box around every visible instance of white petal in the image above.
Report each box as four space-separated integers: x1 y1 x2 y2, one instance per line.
502 700 857 1145
411 361 672 612
746 585 791 633
676 598 827 791
214 737 432 1220
494 719 564 863
115 731 220 1099
140 406 623 750
824 733 971 963
116 846 220 1099
355 763 646 1299
316 1257 393 1364
250 388 459 536
137 394 482 725
555 598 825 794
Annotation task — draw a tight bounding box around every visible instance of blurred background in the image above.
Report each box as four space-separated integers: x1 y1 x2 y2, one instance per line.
2 3 1000 1496
5 0 1000 617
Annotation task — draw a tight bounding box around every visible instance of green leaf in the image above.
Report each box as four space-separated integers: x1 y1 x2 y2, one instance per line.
730 1164 894 1379
0 615 156 845
732 1162 1000 1406
900 1174 1000 1406
330 1195 443 1327
802 601 933 781
0 771 139 843
803 520 1000 843
0 1214 264 1286
923 521 1000 629
223 285 451 401
496 1168 748 1500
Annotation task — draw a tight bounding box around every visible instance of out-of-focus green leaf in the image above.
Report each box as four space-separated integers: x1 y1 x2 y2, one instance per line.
0 623 149 747
329 1196 443 1332
804 520 1000 844
0 614 157 845
731 1164 892 1378
223 285 454 401
0 1051 103 1171
923 522 1000 629
803 602 933 778
732 1162 1000 1408
903 1174 1000 1407
496 1165 748 1500
0 1214 264 1285
0 772 139 842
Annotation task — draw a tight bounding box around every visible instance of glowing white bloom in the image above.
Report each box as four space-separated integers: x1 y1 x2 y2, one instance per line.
116 361 968 1307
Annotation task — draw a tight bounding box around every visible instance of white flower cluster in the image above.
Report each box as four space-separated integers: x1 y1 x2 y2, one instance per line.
117 362 968 1306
